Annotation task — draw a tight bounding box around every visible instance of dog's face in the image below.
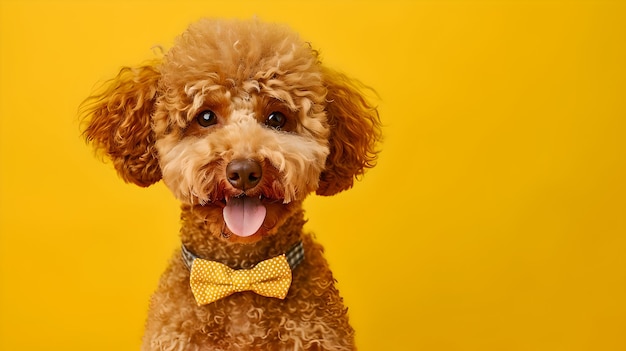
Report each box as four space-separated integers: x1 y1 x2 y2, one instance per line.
83 19 380 243
153 20 330 240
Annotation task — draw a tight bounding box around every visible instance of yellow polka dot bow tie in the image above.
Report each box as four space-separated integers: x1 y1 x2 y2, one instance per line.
182 241 304 305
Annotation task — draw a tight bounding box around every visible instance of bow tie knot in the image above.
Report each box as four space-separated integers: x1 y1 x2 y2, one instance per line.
231 270 254 292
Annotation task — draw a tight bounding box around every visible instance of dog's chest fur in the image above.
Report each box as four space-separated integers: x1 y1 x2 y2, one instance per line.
141 232 354 351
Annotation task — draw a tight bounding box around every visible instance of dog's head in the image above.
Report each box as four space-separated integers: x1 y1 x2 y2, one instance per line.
82 19 381 242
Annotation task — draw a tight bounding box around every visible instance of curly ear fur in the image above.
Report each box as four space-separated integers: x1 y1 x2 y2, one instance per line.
316 68 382 196
81 63 162 187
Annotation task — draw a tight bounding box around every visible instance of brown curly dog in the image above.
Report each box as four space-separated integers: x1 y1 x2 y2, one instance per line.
82 18 381 351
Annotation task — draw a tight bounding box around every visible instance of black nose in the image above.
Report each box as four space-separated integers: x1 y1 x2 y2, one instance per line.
226 159 263 190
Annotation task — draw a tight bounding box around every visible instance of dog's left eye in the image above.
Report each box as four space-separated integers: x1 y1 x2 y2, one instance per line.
265 112 287 130
196 110 218 127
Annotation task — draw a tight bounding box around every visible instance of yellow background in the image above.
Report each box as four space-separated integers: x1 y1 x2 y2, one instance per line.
1 1 625 350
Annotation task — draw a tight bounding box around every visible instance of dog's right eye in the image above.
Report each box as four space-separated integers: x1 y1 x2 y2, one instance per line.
265 111 287 130
196 110 217 127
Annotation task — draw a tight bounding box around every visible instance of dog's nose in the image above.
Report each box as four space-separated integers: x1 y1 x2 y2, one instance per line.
226 159 263 190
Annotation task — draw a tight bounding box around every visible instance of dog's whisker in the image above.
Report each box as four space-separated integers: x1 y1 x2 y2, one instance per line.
220 222 230 239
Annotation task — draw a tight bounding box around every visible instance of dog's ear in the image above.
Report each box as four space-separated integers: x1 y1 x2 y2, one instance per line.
316 68 382 196
81 63 162 187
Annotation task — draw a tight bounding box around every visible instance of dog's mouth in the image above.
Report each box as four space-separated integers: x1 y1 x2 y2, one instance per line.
222 195 267 238
196 162 291 240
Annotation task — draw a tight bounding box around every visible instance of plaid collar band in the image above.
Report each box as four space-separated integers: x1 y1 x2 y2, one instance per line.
181 240 305 271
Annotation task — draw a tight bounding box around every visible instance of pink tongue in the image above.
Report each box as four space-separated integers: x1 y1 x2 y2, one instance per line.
223 197 267 237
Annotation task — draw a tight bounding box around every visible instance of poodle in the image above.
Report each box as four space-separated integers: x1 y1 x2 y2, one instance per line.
82 18 381 351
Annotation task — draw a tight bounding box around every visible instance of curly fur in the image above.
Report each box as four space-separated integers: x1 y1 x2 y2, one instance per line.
82 18 381 351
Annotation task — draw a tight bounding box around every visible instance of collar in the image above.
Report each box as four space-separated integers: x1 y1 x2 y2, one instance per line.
181 240 305 271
